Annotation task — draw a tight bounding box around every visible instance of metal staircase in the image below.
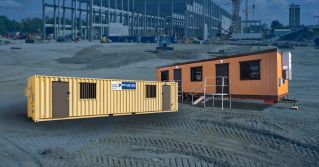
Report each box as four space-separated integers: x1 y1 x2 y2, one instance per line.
190 77 232 110
193 96 205 105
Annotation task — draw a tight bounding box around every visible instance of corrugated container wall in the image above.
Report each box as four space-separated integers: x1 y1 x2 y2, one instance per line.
25 75 178 122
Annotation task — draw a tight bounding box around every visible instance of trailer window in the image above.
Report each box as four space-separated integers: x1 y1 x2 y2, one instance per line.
191 67 203 82
146 85 157 98
161 71 169 81
80 83 96 99
240 60 261 80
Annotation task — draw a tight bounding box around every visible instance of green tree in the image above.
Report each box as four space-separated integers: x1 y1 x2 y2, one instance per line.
20 18 42 33
0 16 42 35
261 24 269 31
0 15 19 34
270 20 284 30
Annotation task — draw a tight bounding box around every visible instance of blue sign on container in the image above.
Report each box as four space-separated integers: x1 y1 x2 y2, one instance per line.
121 82 136 90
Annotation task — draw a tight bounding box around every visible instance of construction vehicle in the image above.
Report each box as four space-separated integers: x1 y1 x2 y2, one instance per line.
100 35 108 43
156 35 174 51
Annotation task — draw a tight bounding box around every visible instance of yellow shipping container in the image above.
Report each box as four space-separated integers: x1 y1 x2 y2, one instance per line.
25 75 178 122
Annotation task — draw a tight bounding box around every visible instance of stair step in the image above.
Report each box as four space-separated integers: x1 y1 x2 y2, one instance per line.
193 96 205 105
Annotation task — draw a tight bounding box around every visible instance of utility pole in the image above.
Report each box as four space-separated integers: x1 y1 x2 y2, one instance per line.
78 1 82 36
89 0 93 41
54 0 56 39
100 0 103 38
171 0 174 36
121 0 124 23
132 0 135 36
157 0 160 34
115 0 118 22
144 0 147 34
108 0 110 26
245 0 248 28
57 0 61 37
127 0 129 26
71 0 74 40
62 0 66 36
74 0 77 40
42 0 46 39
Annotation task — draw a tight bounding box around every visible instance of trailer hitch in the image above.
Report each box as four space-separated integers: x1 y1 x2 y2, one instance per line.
282 98 299 110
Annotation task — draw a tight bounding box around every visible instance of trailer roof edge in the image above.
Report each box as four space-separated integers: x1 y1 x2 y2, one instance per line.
156 48 280 69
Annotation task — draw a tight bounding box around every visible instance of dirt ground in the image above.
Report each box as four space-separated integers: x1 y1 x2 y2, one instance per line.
0 42 318 167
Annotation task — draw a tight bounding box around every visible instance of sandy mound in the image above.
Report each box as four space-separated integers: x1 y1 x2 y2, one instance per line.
57 45 156 68
57 44 222 69
155 49 209 60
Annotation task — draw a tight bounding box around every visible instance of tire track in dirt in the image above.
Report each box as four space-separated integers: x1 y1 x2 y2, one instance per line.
76 155 168 167
0 137 43 167
76 156 215 167
123 118 319 164
181 106 303 129
7 130 269 166
77 135 271 167
3 104 317 167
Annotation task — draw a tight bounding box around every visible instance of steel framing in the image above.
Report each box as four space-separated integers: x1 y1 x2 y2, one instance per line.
42 0 232 40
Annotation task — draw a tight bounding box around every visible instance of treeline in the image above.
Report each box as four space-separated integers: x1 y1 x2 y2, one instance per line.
0 16 42 35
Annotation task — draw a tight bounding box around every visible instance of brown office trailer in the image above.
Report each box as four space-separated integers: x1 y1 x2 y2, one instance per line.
156 48 291 104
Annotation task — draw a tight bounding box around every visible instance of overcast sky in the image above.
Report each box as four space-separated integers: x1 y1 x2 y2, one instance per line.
0 0 318 26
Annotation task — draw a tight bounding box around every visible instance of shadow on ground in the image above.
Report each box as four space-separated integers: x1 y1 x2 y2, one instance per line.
0 100 181 134
184 100 272 111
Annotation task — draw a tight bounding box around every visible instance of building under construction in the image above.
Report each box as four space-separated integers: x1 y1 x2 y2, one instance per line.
42 0 232 40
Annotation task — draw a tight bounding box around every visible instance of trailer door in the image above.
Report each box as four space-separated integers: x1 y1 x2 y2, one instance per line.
162 85 171 111
52 82 69 118
216 64 229 94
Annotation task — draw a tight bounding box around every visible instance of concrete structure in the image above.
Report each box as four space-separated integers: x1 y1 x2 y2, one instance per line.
231 20 262 40
241 20 261 33
42 0 232 41
289 3 300 28
232 33 262 40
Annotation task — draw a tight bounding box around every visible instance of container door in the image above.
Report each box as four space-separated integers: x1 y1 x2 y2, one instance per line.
174 69 182 102
162 85 171 111
52 82 69 118
216 64 229 94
